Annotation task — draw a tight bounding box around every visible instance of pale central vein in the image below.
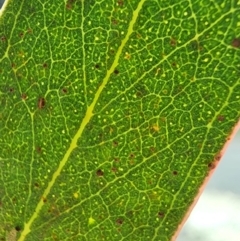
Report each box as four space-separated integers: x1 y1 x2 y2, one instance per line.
18 0 146 240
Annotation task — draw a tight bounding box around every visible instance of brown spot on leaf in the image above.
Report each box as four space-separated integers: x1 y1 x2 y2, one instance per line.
117 0 124 6
172 170 178 175
215 154 222 161
38 97 45 109
170 37 177 46
208 162 215 170
158 211 164 218
42 197 47 203
129 153 135 158
15 226 21 232
217 115 224 122
62 88 67 94
36 146 42 154
114 157 120 162
113 141 118 147
96 169 104 177
116 218 123 225
114 69 119 74
1 36 6 41
111 19 118 25
43 63 48 68
231 38 240 48
66 0 75 9
95 63 100 69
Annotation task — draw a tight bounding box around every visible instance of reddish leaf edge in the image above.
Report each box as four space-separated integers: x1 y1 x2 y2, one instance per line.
171 119 240 241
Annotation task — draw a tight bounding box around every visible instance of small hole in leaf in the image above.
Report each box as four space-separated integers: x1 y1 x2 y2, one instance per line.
114 69 119 74
96 169 104 177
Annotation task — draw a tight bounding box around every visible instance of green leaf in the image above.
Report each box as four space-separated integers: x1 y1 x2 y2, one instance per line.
0 0 239 240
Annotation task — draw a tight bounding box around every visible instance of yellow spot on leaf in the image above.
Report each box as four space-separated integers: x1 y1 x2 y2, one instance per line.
73 192 79 198
152 124 160 132
88 217 95 225
124 52 131 59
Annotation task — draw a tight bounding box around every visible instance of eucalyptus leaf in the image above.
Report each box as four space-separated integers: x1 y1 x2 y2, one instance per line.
0 0 239 240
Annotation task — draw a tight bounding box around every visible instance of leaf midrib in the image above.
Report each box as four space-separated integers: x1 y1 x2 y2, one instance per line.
17 0 147 240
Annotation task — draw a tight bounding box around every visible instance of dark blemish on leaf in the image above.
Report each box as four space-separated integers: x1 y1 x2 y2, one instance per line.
95 64 100 69
111 19 118 25
117 0 124 6
129 153 134 158
150 147 155 153
96 169 104 177
114 157 120 162
62 88 67 94
111 167 117 173
113 141 118 147
208 162 215 170
27 28 33 34
114 69 119 74
34 183 40 188
19 32 24 38
215 154 221 161
11 63 16 68
231 38 240 48
1 36 6 41
9 88 14 93
43 63 48 68
170 38 177 46
66 0 75 9
36 146 42 153
217 115 224 122
172 62 177 67
21 93 27 100
42 197 47 203
116 218 123 225
158 212 164 218
38 97 45 109
15 226 21 232
172 170 178 175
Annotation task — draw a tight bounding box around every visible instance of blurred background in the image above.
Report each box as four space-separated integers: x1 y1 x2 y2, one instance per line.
0 1 239 240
